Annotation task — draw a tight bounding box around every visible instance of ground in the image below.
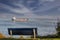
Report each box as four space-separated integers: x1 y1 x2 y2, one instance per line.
0 38 60 40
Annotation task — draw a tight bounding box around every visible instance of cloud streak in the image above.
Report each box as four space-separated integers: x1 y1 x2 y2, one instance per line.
0 0 60 18
0 3 40 18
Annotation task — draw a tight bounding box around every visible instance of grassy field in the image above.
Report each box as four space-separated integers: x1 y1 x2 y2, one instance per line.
0 38 60 40
40 38 60 40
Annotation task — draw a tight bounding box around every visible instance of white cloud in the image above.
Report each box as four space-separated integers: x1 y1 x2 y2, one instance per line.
10 3 38 18
1 3 60 19
11 3 32 13
0 3 35 18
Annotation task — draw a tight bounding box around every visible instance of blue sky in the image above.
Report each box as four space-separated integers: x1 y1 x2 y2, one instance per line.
0 0 60 37
0 0 60 18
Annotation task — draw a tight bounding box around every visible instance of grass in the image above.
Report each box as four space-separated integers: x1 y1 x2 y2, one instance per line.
40 38 60 40
0 38 60 40
0 38 39 40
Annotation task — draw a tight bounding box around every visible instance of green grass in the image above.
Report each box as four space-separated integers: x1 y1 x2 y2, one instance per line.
0 38 39 40
40 38 60 40
0 38 60 40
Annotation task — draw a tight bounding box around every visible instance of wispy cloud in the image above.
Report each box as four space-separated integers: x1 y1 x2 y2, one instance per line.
0 0 60 19
0 3 40 18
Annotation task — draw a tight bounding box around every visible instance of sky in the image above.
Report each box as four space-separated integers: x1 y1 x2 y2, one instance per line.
0 0 60 37
0 0 60 18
